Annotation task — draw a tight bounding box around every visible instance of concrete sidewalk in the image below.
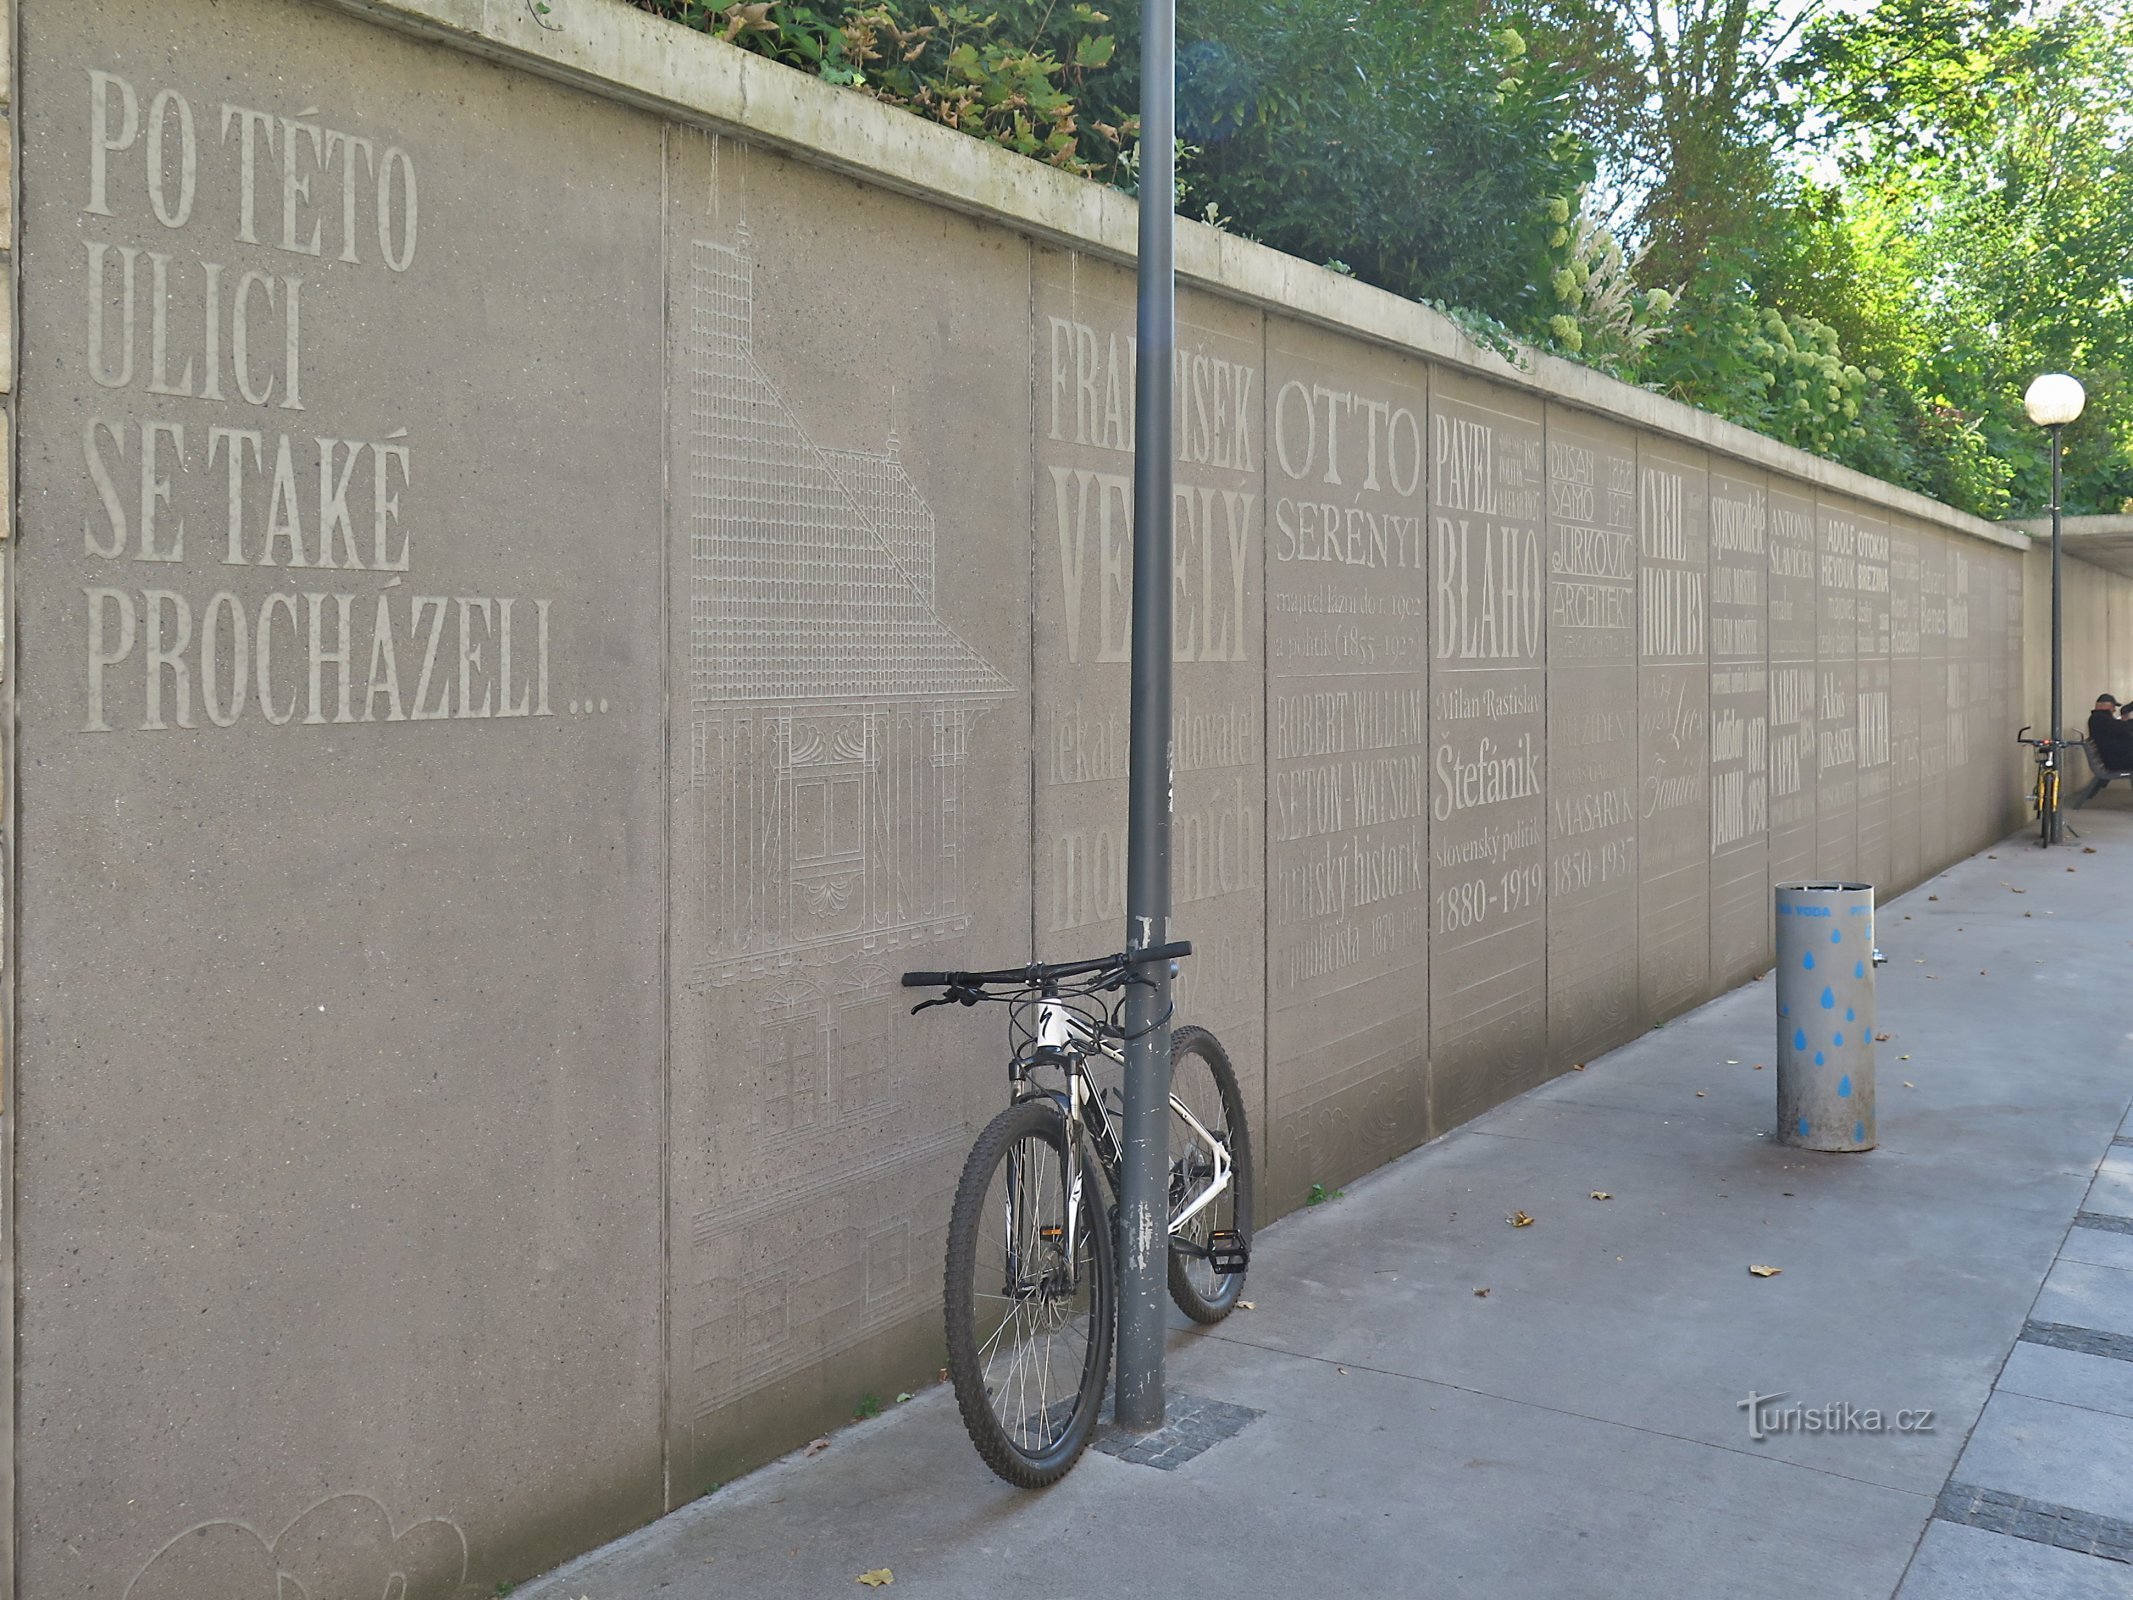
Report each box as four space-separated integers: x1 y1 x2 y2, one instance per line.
523 816 2133 1600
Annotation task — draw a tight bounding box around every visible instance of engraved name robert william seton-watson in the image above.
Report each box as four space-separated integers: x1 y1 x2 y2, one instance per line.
74 69 570 733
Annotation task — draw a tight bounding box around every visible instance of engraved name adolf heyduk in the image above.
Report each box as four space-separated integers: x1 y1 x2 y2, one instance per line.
75 70 568 733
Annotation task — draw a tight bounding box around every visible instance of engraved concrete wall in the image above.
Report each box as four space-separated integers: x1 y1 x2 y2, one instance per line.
1031 250 1268 1160
1263 317 1429 1205
1428 369 1548 1128
3 0 2091 1591
1637 439 1710 1019
17 0 667 1592
661 132 1033 1486
1709 466 1771 985
1544 407 1640 1063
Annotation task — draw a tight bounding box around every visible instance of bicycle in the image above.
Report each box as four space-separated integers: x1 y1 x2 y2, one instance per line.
902 941 1252 1487
2017 726 2068 846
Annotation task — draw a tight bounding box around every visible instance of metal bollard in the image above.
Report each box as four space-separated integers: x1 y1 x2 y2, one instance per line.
1774 882 1884 1152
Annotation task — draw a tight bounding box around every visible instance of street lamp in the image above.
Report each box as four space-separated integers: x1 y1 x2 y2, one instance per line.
2024 372 2085 844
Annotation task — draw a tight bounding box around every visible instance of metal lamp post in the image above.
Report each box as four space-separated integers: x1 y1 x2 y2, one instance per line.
2024 372 2087 844
1115 0 1178 1432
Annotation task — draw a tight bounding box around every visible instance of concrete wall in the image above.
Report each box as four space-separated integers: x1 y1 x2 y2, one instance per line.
0 0 2104 1592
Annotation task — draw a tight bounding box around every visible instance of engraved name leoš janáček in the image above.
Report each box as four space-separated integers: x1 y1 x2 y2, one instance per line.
75 70 561 733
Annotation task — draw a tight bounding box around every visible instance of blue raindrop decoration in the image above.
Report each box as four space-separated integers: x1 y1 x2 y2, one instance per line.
1854 1121 1867 1144
1794 1028 1807 1050
1820 986 1836 1009
1803 951 1817 971
1837 1075 1853 1098
1798 1117 1811 1138
1815 1051 1826 1066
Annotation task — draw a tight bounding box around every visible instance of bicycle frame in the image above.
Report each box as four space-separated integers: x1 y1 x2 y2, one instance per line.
1017 997 1233 1289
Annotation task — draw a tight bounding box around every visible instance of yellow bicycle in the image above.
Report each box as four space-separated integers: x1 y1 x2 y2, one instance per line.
2018 726 2066 847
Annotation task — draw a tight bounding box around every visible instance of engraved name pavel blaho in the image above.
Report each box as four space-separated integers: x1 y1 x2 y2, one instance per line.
1431 409 1544 937
76 70 558 734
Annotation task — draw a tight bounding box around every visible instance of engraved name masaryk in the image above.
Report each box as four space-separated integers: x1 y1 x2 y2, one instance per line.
75 71 569 732
1265 322 1429 1202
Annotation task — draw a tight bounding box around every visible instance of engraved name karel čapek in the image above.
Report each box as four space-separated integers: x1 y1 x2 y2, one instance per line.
75 69 565 733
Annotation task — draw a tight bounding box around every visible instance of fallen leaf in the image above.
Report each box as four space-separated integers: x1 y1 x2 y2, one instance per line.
1571 1062 1586 1071
1926 974 1940 980
2068 866 2077 873
1899 1054 1911 1060
2084 847 2097 854
895 1392 912 1403
1748 1264 1782 1278
1695 1091 1706 1097
1929 895 1938 901
2026 911 2034 917
806 1436 831 1456
2011 887 2027 894
1237 1300 1256 1310
1874 1033 1890 1042
1509 1210 1535 1227
1591 1191 1613 1201
1903 1082 1915 1089
1473 1287 1491 1298
1726 1059 1739 1064
1337 1366 1350 1375
858 1570 895 1588
1753 1063 1765 1070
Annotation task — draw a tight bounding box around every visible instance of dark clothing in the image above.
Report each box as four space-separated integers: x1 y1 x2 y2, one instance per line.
2090 708 2133 773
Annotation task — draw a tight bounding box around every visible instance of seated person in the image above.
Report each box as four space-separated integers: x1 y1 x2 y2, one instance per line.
2092 694 2133 770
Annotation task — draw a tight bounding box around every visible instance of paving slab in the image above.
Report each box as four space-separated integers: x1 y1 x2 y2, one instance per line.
2064 1228 2133 1274
1999 1343 2133 1423
1953 1391 2133 1526
2036 1260 2133 1341
1898 1521 2133 1600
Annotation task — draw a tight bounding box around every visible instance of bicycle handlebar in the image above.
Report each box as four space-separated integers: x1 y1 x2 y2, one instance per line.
901 940 1194 991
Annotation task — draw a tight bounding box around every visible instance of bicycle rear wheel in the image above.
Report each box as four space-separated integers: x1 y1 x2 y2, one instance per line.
944 1099 1114 1487
1166 1025 1253 1324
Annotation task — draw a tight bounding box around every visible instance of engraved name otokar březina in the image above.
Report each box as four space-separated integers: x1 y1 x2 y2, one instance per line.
74 70 574 733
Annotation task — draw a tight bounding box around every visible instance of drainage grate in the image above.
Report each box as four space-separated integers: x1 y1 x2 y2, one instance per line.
1091 1391 1262 1470
1934 1482 2133 1564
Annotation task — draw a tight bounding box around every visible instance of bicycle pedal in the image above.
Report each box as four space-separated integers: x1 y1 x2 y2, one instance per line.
1206 1230 1250 1276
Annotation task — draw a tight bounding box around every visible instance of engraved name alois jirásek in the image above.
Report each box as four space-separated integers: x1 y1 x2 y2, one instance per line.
76 70 567 733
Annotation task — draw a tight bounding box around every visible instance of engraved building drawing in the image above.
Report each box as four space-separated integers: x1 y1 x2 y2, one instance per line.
681 233 1011 1420
686 236 1010 988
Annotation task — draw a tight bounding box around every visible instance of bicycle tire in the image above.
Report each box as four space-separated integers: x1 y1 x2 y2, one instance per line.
1166 1024 1253 1324
944 1099 1114 1487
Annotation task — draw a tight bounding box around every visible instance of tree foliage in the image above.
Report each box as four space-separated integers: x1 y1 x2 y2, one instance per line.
626 0 2133 516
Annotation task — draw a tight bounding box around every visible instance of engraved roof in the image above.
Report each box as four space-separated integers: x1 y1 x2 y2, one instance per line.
689 239 1011 709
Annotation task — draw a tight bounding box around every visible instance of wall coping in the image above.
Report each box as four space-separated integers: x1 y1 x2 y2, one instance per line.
319 0 2029 554
2004 515 2133 538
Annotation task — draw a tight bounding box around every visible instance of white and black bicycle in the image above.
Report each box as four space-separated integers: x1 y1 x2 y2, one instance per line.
902 941 1252 1487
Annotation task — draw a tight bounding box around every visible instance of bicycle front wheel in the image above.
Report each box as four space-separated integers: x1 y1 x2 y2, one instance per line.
1167 1025 1253 1324
944 1099 1114 1487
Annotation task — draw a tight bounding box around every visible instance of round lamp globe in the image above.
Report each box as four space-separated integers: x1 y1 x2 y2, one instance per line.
2025 372 2087 427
